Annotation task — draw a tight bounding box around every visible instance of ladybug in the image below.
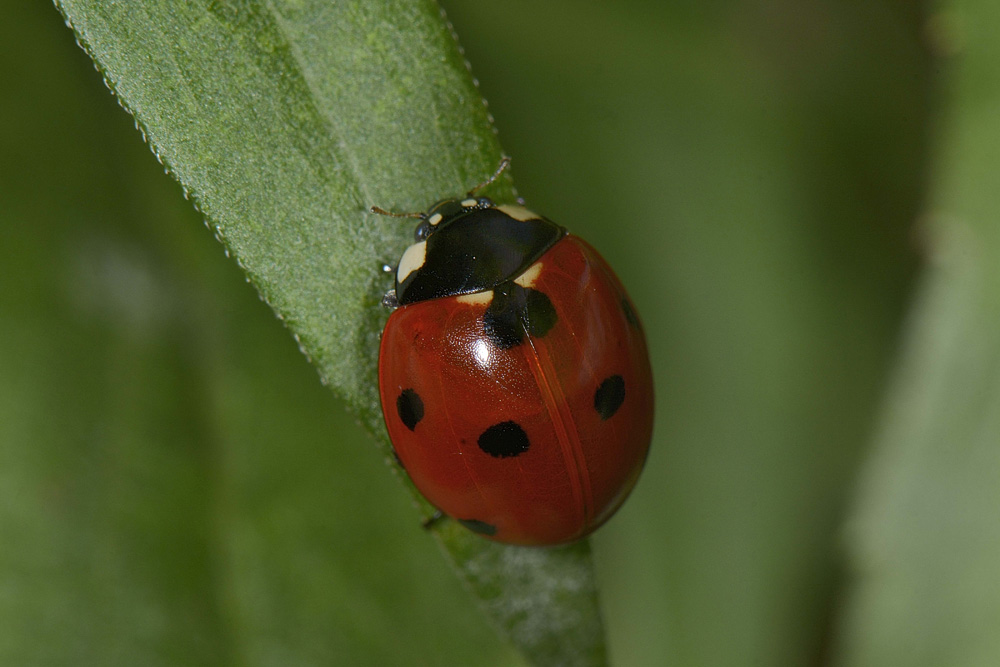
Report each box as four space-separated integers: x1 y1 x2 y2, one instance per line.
374 159 653 546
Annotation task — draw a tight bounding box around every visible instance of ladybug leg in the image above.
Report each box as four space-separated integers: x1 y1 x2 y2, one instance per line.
378 263 400 311
382 289 399 311
421 509 446 530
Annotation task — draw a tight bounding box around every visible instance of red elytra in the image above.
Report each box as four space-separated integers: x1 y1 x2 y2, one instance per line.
378 234 653 546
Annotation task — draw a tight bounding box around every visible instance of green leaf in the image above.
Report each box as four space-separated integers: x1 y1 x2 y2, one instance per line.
1 5 518 662
835 3 1000 666
52 0 605 664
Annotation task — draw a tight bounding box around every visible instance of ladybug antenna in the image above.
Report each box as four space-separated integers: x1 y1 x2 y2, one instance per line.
467 156 511 196
369 205 427 220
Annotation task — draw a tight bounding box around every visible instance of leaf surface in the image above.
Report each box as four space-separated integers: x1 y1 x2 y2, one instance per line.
53 1 607 664
836 3 1000 665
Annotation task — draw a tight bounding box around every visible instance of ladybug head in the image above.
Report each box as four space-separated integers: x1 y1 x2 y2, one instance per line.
370 157 512 240
414 197 495 241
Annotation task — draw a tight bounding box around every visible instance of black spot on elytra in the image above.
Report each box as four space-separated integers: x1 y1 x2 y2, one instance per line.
621 297 640 329
594 375 626 420
477 420 530 458
459 518 497 536
482 282 557 349
396 389 424 431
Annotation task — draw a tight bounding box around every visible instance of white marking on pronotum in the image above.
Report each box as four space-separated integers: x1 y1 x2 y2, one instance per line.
497 204 540 222
456 290 494 305
514 261 544 288
461 198 478 208
396 241 427 283
428 212 443 226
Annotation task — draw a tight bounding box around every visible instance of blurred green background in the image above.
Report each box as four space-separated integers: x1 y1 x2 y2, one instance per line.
3 0 980 665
